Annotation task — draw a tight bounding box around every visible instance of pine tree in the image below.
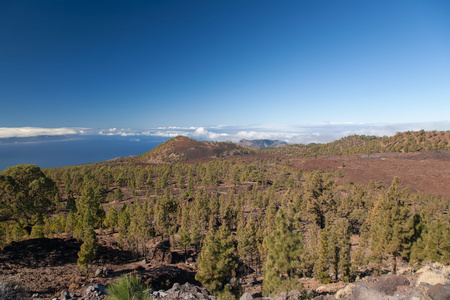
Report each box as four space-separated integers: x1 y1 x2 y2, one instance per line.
178 206 191 260
332 219 352 282
314 228 331 284
263 208 304 296
367 178 411 274
338 230 351 281
302 171 336 229
190 221 202 253
188 179 195 197
155 191 178 240
411 217 450 265
115 188 124 201
77 211 98 277
195 224 238 294
104 206 118 233
128 201 153 257
77 185 105 229
237 216 261 277
65 211 77 237
299 223 320 277
117 204 131 247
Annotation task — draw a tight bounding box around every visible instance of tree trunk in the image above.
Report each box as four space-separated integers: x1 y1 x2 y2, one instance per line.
24 225 32 236
392 256 397 275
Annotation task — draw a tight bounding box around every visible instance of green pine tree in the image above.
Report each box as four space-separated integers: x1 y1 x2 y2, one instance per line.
314 228 331 284
77 211 98 277
178 206 191 259
411 217 450 265
104 206 118 233
331 218 352 282
338 228 351 281
237 216 261 277
117 204 131 247
263 208 304 296
195 224 238 295
367 178 411 274
302 171 336 229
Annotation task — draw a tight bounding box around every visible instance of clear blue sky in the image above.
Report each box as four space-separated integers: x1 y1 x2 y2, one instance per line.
1 0 449 131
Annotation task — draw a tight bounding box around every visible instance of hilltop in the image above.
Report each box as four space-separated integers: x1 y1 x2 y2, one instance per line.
133 136 252 164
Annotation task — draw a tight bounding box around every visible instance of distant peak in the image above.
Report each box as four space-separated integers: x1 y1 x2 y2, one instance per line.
239 139 287 149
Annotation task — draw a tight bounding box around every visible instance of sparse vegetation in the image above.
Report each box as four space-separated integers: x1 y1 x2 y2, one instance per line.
0 131 449 297
265 130 450 157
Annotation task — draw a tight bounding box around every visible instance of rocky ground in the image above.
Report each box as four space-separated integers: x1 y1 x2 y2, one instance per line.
1 237 449 300
0 237 198 299
295 150 450 197
174 150 450 197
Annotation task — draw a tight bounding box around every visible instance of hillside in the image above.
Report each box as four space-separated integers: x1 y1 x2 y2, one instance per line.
133 136 252 164
131 131 450 196
295 150 450 196
97 132 450 196
268 130 450 157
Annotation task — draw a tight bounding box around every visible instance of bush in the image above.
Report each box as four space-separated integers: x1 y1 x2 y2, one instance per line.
106 274 151 300
0 279 28 300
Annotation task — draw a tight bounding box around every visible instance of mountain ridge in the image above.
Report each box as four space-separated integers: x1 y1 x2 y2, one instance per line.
238 138 287 149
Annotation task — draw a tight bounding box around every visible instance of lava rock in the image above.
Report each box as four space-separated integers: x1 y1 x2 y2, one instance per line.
372 274 410 295
147 240 174 263
273 290 303 300
94 268 103 277
352 282 387 300
427 284 450 300
80 284 107 300
240 292 254 300
153 282 216 300
59 290 75 300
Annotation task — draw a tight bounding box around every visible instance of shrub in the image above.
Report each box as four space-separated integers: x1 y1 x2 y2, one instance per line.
106 274 151 300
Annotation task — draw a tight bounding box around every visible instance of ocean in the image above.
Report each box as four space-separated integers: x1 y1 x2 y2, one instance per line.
0 135 170 171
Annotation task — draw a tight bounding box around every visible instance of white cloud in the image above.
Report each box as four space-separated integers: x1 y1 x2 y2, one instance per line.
4 121 447 145
99 128 140 136
192 127 229 140
162 121 449 144
0 127 80 138
156 126 198 130
104 121 449 144
151 131 187 137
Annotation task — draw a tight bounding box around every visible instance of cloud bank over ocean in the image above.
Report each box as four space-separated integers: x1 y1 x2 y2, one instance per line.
0 127 81 138
1 122 449 144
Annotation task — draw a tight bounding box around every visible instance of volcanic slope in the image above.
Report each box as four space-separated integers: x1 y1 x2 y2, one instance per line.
133 136 252 164
112 131 449 196
295 150 450 197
